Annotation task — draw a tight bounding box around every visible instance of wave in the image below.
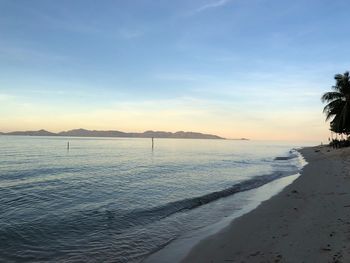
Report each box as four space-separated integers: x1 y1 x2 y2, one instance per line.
0 151 303 241
274 149 299 161
105 151 303 229
0 167 80 182
122 169 300 228
0 166 302 249
274 155 298 160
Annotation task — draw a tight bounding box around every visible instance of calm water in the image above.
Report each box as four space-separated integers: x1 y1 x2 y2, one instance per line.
0 136 313 262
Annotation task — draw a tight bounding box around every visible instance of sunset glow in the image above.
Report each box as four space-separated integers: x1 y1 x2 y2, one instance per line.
1 0 347 141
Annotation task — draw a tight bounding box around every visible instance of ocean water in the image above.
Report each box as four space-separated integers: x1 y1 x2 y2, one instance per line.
0 136 313 262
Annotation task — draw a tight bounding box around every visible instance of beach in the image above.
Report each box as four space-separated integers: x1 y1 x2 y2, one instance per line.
182 146 350 263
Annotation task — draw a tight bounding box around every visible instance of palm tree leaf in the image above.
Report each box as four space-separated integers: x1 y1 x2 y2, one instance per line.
322 71 350 134
323 99 344 114
321 91 343 103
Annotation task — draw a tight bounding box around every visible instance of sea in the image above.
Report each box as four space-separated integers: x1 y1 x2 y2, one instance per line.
0 136 314 262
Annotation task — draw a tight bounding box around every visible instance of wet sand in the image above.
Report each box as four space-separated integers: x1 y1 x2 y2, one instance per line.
182 146 350 263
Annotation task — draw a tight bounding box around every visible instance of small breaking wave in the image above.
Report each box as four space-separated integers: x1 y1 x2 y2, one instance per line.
121 170 300 228
274 149 299 161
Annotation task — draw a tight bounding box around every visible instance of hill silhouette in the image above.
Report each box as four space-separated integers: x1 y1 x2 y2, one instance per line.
2 128 225 139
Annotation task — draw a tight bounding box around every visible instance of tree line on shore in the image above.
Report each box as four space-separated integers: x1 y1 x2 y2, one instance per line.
322 71 350 147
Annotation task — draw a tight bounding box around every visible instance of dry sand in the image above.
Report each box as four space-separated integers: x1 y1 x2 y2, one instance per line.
182 146 350 263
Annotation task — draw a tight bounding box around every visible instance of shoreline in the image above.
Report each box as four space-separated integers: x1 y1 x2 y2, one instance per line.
143 174 301 263
181 146 350 262
143 150 305 263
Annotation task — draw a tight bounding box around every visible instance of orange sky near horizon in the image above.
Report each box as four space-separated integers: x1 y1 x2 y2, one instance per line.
0 103 331 142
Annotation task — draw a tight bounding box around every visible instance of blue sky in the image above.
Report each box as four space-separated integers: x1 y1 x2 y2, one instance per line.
1 0 349 140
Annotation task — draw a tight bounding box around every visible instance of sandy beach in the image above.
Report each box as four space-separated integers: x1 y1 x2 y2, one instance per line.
182 146 350 263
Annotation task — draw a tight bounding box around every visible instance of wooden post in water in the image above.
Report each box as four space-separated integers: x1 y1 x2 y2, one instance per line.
67 141 70 150
152 137 154 150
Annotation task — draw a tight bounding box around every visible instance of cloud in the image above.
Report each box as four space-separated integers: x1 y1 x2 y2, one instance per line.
194 0 232 13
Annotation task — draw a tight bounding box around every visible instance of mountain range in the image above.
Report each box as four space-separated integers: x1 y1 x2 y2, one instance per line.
0 128 226 139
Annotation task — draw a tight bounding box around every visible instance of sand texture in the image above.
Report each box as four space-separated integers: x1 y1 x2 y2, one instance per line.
182 146 350 263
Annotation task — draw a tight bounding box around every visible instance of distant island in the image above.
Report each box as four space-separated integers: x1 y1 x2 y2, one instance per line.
0 128 231 140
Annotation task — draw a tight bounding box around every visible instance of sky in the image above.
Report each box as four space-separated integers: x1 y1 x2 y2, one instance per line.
0 0 349 141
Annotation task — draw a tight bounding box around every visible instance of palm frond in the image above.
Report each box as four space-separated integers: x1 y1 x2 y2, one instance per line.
325 103 344 121
323 98 344 113
322 71 350 134
340 102 350 127
321 91 343 103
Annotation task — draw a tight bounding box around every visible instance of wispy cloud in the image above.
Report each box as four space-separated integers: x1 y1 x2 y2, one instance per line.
194 0 232 13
